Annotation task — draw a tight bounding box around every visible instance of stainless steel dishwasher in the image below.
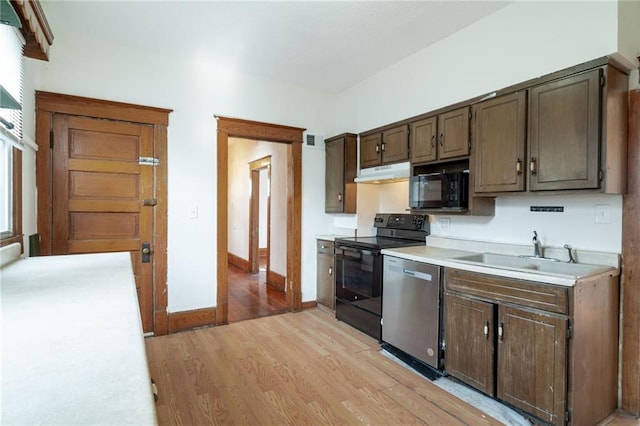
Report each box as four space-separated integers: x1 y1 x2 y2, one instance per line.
382 255 442 369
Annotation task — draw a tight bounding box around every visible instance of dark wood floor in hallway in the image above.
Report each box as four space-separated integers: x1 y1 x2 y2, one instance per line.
227 262 288 323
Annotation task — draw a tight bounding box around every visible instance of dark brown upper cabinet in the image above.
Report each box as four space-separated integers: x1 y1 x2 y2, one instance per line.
325 133 357 213
529 69 601 191
410 117 437 163
438 106 470 160
528 64 628 193
473 91 527 193
359 125 409 169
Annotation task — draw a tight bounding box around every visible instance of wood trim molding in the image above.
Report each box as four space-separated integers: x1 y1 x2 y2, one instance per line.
301 301 317 310
12 0 54 61
216 116 305 326
228 252 249 272
622 88 640 415
0 149 23 251
168 307 216 334
35 91 172 126
266 270 285 292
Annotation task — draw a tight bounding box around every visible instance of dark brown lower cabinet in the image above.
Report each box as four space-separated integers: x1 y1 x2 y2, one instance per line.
444 268 619 426
316 240 335 309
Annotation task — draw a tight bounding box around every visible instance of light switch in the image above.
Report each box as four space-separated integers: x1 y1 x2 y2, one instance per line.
438 217 451 232
594 204 611 224
189 205 199 219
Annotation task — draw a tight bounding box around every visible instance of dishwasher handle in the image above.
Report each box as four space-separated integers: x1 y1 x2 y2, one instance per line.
401 268 433 282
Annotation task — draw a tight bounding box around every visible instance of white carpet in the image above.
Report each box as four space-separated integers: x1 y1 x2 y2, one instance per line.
380 349 532 425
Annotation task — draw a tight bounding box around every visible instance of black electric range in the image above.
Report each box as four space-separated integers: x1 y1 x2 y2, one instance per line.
334 213 429 340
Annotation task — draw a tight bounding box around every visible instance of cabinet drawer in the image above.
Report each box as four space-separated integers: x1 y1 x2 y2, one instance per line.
444 268 568 314
317 240 334 255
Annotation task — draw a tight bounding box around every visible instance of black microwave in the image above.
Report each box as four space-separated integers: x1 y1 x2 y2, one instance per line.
409 171 469 209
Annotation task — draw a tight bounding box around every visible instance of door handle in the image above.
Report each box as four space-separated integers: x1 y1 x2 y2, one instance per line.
498 322 504 341
516 158 522 175
328 266 332 276
530 157 538 176
483 321 489 339
141 243 152 263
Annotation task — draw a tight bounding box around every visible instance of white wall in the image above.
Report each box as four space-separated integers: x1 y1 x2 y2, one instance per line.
227 138 287 275
333 1 638 253
22 29 337 312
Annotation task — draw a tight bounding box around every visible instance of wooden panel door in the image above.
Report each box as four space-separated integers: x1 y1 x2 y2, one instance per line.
52 114 155 332
438 106 470 159
529 68 601 191
410 117 437 164
381 125 409 164
360 133 381 168
473 91 527 193
444 293 495 396
497 305 567 426
325 136 345 212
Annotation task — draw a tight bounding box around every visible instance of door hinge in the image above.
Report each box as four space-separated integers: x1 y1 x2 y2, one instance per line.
138 157 159 166
143 198 158 206
49 130 54 148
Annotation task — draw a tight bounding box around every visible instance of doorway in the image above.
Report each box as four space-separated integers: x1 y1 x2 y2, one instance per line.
249 156 271 276
215 116 304 325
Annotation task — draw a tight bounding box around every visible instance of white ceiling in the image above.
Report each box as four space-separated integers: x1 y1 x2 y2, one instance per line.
40 1 510 93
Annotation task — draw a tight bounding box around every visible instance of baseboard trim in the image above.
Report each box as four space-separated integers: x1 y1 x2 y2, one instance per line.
302 301 317 310
168 307 216 333
228 252 249 272
267 270 286 291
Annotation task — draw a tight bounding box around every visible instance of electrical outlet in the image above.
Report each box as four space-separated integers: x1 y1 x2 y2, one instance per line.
438 217 451 232
594 204 611 224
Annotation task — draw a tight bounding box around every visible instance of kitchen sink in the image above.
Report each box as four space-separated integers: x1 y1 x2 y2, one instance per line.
453 252 615 279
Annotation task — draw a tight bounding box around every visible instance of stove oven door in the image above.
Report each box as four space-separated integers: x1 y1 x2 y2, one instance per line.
334 246 382 316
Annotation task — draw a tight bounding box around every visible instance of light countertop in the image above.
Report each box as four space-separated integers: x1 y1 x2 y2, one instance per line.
382 238 619 287
1 252 157 425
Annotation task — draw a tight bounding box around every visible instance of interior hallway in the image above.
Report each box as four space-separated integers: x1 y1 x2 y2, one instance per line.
227 253 287 323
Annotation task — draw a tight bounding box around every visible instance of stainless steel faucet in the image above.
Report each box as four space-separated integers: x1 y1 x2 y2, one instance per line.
532 231 542 257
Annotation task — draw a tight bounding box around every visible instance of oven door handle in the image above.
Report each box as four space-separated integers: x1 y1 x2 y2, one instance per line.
337 247 374 258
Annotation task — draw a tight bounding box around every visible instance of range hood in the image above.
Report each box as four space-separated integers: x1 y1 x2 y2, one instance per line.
354 161 410 184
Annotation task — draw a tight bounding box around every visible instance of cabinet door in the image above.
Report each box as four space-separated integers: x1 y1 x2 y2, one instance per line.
382 125 409 164
410 117 437 164
360 133 382 169
325 138 345 212
438 106 470 159
497 305 567 426
445 293 495 396
529 68 601 191
473 91 527 193
316 240 335 309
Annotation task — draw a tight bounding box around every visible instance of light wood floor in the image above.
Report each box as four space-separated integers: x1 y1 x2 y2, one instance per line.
145 308 640 426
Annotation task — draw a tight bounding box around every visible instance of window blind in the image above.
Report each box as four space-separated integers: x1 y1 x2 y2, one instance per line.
0 24 24 144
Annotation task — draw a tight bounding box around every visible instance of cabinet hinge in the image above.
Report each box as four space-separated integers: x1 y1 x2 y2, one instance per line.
600 75 606 87
599 170 604 181
565 409 571 425
567 321 572 340
49 130 54 149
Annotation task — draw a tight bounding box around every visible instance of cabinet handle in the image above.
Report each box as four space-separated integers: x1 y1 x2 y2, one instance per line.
516 158 522 175
328 266 332 276
381 142 385 152
498 322 504 341
337 193 342 202
431 135 435 149
483 321 489 339
439 133 444 147
530 157 537 176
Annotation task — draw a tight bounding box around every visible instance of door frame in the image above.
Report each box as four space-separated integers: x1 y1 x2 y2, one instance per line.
216 116 304 325
34 91 172 335
248 156 271 276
